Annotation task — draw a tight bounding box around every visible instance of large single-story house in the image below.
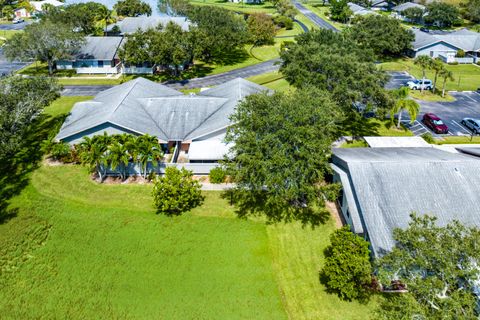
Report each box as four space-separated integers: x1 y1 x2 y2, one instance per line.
56 77 268 165
391 2 425 21
31 0 64 12
348 2 375 16
57 37 124 74
370 0 392 11
331 145 480 257
105 16 191 36
410 28 480 63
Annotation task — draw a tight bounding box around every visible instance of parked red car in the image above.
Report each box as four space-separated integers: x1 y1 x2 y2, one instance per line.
422 113 449 134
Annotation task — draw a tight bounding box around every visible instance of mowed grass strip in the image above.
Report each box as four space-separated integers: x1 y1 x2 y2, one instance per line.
1 165 287 319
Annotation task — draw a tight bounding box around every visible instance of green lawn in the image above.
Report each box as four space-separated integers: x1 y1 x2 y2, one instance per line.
247 71 293 92
0 96 376 319
0 29 22 45
378 59 480 91
190 0 276 13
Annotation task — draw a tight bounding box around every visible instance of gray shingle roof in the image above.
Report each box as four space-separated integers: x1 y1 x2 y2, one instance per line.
412 28 480 51
348 2 374 15
77 37 123 60
56 77 268 143
106 16 191 34
392 2 425 12
332 147 480 256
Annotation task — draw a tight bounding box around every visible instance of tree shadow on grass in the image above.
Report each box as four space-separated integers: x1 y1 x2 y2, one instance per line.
207 47 251 67
0 113 66 224
341 113 382 139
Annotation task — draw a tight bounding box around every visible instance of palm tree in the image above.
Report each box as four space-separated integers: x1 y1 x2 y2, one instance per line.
78 136 108 180
414 55 432 94
107 141 130 180
431 58 443 93
391 87 420 128
137 135 163 178
439 68 454 98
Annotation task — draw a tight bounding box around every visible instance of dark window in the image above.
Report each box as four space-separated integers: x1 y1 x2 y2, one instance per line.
98 61 104 68
337 189 344 206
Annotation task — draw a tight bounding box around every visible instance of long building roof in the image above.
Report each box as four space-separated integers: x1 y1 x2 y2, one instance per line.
332 147 480 256
106 16 191 34
412 28 480 52
56 77 268 142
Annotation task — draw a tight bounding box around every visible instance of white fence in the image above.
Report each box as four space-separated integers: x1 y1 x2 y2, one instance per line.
103 161 220 176
438 54 475 64
76 66 120 74
122 66 154 74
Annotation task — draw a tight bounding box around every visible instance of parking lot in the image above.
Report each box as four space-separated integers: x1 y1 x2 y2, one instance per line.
386 71 415 90
405 91 480 137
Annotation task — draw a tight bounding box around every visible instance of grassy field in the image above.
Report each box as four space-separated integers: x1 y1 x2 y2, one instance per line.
0 29 22 45
379 59 480 91
0 96 376 319
247 71 292 91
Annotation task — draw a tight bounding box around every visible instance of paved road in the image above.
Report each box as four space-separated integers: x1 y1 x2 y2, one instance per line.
402 92 480 137
62 58 282 95
0 48 29 76
291 0 338 31
0 21 31 30
62 85 114 96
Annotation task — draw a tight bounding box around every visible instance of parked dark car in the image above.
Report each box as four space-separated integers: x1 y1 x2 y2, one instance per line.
422 113 448 134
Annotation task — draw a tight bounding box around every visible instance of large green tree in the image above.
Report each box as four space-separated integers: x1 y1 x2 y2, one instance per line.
0 76 61 159
425 2 461 27
224 87 343 226
376 214 480 319
347 15 414 58
462 0 480 23
321 226 374 301
4 21 85 75
247 13 276 46
119 22 200 76
329 0 352 23
280 29 391 114
43 2 110 35
114 0 152 17
187 6 249 62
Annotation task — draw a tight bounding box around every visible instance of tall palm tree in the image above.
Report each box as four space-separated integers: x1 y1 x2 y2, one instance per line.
414 55 432 94
137 135 163 178
107 141 130 180
431 58 443 93
439 68 454 98
391 87 420 128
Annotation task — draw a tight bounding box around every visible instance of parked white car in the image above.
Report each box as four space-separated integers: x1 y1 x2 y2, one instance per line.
12 18 24 24
406 79 433 90
461 118 480 134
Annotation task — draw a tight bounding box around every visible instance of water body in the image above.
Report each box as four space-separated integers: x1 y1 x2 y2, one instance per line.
65 0 162 14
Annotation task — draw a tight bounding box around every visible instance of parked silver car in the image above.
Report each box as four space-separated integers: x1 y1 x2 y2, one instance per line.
406 79 432 90
461 118 480 134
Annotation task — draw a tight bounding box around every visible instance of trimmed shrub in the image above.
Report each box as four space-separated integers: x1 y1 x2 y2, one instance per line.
421 132 434 144
275 15 294 30
456 49 465 58
152 167 204 216
209 167 226 184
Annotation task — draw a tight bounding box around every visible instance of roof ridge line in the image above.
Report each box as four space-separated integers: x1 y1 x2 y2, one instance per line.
109 80 140 116
182 97 232 140
136 99 170 141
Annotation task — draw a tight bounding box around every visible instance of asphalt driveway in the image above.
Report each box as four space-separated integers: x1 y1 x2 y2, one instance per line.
386 71 415 90
407 92 480 136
